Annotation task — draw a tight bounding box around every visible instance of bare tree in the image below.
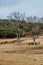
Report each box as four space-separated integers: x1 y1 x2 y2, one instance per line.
26 16 33 22
13 12 25 43
31 24 40 45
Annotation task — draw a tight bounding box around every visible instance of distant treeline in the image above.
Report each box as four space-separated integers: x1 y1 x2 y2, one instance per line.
0 19 43 38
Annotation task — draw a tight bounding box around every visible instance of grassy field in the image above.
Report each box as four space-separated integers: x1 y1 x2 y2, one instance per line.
0 36 43 65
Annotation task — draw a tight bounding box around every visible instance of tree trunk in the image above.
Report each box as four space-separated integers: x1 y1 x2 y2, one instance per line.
17 33 20 43
33 38 35 45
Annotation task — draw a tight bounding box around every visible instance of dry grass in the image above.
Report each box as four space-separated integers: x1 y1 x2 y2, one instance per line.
0 36 43 65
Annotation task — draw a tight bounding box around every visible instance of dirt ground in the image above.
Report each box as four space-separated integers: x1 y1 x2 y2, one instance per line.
0 35 43 65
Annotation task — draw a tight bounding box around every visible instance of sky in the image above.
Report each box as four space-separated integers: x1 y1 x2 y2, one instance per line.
0 0 43 19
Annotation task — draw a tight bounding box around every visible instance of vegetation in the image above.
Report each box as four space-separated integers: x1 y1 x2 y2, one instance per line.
0 12 43 39
0 19 43 38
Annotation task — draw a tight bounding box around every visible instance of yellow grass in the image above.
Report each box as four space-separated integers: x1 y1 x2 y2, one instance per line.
0 36 43 65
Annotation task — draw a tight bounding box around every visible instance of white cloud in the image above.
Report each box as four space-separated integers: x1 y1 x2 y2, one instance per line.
0 0 43 19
